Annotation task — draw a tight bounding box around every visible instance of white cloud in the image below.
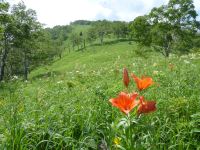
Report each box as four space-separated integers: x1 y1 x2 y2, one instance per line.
9 0 106 27
7 0 200 27
94 0 169 22
194 0 200 9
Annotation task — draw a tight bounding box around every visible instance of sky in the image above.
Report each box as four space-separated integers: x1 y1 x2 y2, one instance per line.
7 0 200 27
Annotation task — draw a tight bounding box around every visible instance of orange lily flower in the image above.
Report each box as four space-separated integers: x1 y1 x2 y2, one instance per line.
131 73 153 91
109 92 138 115
123 68 130 88
137 96 156 115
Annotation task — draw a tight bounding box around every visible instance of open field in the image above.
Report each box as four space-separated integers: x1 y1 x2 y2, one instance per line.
0 41 200 149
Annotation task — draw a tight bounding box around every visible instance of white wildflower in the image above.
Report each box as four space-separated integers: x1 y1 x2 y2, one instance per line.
153 70 159 75
153 63 157 67
57 80 63 84
11 75 18 80
184 60 190 64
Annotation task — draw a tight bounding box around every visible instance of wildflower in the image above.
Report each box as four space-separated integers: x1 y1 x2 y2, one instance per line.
123 68 130 88
18 104 24 112
11 75 18 80
57 80 63 84
131 73 154 91
109 92 138 115
137 96 156 115
168 63 174 71
180 55 188 59
0 99 5 107
114 137 121 145
189 53 196 59
153 63 157 67
153 70 159 75
184 60 190 64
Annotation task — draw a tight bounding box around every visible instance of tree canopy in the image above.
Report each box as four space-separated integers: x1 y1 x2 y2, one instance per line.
129 0 200 57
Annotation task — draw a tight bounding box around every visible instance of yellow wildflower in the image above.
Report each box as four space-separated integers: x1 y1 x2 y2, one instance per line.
114 137 121 145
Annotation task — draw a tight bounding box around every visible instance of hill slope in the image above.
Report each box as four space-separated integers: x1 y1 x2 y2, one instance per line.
1 41 200 149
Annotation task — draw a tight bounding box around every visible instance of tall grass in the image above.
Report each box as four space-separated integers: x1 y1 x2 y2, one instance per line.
0 41 200 149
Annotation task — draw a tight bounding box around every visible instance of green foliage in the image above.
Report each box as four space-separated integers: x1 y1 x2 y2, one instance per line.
69 32 83 50
45 25 72 40
10 2 43 80
1 41 200 149
0 1 62 81
86 27 97 45
129 0 200 57
70 20 92 25
112 21 129 39
149 0 199 56
129 16 151 46
91 20 113 45
0 1 13 81
1 1 200 148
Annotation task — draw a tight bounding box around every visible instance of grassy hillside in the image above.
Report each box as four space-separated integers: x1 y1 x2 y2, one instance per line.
0 41 200 149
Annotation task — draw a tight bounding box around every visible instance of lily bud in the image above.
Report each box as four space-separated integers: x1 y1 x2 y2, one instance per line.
123 68 130 88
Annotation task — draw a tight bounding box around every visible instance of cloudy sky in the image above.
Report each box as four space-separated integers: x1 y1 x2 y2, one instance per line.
8 0 200 27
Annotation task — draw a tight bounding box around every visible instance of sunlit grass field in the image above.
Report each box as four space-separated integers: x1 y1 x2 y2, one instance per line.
0 41 200 149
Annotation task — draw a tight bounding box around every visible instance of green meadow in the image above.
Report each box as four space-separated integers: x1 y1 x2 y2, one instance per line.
0 41 200 149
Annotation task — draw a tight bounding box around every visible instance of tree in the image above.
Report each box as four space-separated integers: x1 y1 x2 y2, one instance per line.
148 0 200 57
129 16 152 46
112 21 129 39
0 1 13 81
86 27 97 45
0 1 68 81
79 31 86 50
31 29 58 65
69 32 82 50
46 25 72 41
70 20 92 25
11 2 42 80
92 20 112 45
129 0 199 57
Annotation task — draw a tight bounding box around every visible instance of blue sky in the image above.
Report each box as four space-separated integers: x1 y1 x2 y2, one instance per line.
8 0 200 27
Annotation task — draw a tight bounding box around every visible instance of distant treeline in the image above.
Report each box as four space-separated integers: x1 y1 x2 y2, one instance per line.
0 0 200 81
46 20 130 51
70 20 93 25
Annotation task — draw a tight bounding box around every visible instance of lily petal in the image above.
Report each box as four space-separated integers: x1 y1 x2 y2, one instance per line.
109 92 138 115
131 73 154 91
137 96 156 115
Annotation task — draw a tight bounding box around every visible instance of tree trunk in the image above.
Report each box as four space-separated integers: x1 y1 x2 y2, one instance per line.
24 53 29 81
163 35 172 57
72 41 75 51
100 32 104 45
83 39 86 48
9 64 13 77
164 42 171 57
100 35 103 45
165 49 170 57
0 34 8 81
